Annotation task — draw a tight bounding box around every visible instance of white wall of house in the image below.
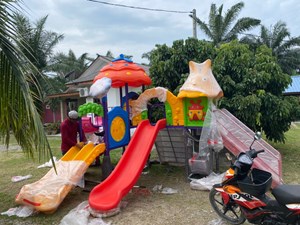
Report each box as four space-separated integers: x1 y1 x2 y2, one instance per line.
106 86 143 110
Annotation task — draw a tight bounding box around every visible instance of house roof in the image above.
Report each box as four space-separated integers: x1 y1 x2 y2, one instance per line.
66 55 113 85
66 55 150 86
284 75 300 95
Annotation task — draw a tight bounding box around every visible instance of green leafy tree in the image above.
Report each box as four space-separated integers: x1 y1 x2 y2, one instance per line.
192 2 260 46
46 50 94 114
214 41 296 142
241 21 300 74
46 75 67 112
147 38 300 142
0 0 51 158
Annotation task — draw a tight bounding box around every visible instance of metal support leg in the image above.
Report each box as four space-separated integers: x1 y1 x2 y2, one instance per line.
101 154 114 181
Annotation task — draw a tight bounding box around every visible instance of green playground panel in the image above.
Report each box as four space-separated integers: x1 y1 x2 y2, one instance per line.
183 97 208 127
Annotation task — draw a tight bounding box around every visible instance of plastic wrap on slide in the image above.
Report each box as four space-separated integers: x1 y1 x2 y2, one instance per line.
15 143 106 213
215 109 283 187
15 160 88 213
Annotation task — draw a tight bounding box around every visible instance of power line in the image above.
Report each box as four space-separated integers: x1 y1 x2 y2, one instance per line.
87 0 192 14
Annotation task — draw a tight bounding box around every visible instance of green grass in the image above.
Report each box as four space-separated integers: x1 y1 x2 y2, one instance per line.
0 136 131 225
269 123 300 183
0 124 299 224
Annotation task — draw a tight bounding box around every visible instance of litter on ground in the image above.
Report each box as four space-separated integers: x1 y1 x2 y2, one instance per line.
189 172 225 191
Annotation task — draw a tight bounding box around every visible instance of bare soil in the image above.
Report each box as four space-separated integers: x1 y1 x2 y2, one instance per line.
102 169 216 225
94 151 251 225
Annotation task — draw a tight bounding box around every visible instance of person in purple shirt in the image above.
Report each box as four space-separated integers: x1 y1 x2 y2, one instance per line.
60 110 86 155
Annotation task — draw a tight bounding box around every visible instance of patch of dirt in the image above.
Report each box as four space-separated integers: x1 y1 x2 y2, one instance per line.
104 180 215 224
95 166 226 225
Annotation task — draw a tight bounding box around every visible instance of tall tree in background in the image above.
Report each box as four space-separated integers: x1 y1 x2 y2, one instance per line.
105 50 114 58
192 2 260 46
0 0 51 158
49 50 93 80
147 38 300 142
14 13 64 113
14 13 64 71
241 21 300 74
213 41 297 142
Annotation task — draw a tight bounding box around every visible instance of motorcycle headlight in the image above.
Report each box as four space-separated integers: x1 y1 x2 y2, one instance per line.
239 154 252 165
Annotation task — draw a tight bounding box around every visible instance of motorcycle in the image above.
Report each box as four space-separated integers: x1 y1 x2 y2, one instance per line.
209 132 300 225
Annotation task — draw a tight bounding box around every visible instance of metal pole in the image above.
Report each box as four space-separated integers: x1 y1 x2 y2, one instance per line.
192 9 197 39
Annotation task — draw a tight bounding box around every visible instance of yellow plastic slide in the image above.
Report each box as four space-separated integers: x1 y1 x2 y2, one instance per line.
15 142 105 213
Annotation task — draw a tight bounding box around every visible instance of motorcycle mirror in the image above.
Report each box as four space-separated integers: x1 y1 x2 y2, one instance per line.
254 132 262 140
250 131 261 149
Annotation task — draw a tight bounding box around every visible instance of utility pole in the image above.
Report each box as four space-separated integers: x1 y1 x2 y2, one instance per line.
192 9 197 39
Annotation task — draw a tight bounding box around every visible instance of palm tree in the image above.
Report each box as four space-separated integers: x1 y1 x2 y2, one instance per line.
0 0 51 158
241 21 300 74
49 50 93 80
14 13 64 71
14 13 64 113
105 50 114 58
14 15 90 113
192 2 260 46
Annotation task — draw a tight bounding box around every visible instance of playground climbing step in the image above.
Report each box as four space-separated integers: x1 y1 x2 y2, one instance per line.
155 127 190 166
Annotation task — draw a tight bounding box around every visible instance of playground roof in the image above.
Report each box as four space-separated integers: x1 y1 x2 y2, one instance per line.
93 54 152 88
178 59 223 99
66 55 150 86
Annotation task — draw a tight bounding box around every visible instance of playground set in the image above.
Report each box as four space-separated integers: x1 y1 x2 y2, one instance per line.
15 54 283 215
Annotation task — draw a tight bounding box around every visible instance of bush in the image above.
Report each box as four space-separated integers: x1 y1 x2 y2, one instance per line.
44 122 61 135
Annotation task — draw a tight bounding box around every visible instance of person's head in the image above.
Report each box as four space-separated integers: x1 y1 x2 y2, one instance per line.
68 110 79 122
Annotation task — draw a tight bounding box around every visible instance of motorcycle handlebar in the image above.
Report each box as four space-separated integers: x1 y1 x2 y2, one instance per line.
256 149 265 154
248 149 265 158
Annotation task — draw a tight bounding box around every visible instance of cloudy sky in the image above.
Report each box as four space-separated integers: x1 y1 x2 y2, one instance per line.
23 0 300 63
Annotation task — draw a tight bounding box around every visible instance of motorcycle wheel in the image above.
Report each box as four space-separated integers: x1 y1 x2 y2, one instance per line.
209 187 246 225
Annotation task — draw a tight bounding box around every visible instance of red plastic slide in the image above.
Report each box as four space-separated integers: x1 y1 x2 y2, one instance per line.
89 119 166 211
215 109 283 187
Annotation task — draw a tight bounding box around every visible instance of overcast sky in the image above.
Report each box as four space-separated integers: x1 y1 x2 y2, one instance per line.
23 0 300 63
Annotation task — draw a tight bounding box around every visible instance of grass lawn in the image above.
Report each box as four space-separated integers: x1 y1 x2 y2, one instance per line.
0 123 299 224
270 123 300 183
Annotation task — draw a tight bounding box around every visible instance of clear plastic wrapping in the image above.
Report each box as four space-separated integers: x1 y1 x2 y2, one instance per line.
15 161 88 213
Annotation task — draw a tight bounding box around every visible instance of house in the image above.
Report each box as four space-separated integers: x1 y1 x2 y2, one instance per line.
283 75 300 101
43 54 150 123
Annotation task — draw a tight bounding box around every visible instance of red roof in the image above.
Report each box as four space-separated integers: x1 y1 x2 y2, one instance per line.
93 55 152 88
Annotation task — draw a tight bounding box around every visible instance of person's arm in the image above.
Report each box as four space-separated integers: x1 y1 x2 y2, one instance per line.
76 131 86 149
77 122 87 143
82 130 87 142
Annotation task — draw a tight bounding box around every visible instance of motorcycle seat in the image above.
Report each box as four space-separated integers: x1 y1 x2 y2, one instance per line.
272 184 300 205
